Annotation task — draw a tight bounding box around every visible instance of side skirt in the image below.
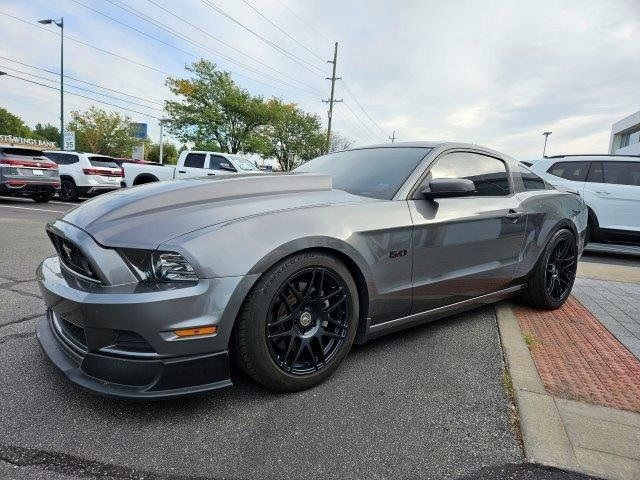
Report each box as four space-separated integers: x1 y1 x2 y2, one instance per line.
364 284 525 340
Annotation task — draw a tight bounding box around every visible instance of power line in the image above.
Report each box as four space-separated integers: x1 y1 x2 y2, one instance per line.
340 79 387 137
1 73 161 119
239 0 326 63
274 0 332 44
68 0 323 98
0 10 171 76
342 101 385 142
199 0 327 76
143 0 323 94
0 64 165 113
336 103 381 144
0 56 165 107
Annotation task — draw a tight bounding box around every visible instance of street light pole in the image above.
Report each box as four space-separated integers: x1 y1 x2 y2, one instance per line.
542 131 552 158
38 17 64 150
158 118 170 164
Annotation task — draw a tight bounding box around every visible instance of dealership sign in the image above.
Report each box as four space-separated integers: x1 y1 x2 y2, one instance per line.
0 135 57 149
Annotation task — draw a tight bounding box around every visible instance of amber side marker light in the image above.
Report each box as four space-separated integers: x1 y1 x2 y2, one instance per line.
173 326 217 337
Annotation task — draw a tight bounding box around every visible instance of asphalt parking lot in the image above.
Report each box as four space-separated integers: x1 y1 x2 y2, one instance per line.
0 196 620 480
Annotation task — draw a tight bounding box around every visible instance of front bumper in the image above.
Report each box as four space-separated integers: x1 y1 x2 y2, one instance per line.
36 253 257 399
37 314 231 399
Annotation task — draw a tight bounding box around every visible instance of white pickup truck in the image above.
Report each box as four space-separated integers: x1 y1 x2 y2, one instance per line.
121 150 262 187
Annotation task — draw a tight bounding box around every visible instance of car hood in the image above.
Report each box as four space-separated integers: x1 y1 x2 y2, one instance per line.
60 173 369 249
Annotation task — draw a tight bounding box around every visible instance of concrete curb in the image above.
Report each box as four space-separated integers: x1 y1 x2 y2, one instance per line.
496 302 640 480
496 303 580 472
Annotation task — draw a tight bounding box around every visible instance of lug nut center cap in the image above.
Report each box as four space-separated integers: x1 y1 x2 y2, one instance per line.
299 312 313 327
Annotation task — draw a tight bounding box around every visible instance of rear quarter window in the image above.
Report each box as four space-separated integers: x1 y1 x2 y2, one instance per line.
547 161 589 182
517 164 550 190
88 157 119 168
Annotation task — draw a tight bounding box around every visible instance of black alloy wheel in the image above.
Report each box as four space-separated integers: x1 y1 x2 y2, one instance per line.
59 179 78 202
522 228 578 309
266 267 350 375
544 237 577 302
233 251 359 391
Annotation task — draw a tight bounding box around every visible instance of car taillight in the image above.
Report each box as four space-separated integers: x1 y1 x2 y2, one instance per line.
0 158 58 169
82 168 124 177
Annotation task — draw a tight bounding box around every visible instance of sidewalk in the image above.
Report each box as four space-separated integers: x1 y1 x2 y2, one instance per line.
497 258 640 480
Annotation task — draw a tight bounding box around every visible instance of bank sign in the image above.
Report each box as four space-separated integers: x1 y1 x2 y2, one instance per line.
0 135 57 149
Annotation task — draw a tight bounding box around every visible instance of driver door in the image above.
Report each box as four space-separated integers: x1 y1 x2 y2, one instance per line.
408 151 527 313
208 154 237 175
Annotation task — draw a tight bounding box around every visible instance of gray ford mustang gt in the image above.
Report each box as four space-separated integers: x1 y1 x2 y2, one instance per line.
36 142 587 399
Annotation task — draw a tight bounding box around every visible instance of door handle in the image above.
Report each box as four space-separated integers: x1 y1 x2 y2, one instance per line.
178 170 186 173
206 173 216 176
595 191 610 195
504 210 524 221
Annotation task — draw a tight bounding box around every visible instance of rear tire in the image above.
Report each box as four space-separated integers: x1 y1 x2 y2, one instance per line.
521 229 578 309
233 251 359 392
31 192 53 203
59 178 78 202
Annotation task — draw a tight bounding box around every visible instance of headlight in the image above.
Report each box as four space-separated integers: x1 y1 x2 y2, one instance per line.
119 249 198 282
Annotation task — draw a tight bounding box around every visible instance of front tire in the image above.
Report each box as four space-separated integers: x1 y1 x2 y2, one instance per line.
233 251 359 391
522 229 578 309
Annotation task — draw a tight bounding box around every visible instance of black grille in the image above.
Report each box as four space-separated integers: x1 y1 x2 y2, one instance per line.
58 316 87 349
112 330 155 353
48 231 99 282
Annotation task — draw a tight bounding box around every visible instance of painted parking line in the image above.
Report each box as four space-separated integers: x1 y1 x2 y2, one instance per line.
0 204 67 214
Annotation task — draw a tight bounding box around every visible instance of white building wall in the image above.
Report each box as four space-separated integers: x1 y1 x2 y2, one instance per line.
609 110 640 155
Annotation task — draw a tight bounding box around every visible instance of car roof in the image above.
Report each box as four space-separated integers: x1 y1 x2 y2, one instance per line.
543 154 640 162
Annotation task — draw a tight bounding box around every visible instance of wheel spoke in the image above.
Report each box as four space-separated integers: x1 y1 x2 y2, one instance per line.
279 292 292 314
290 340 306 369
320 287 344 302
268 313 292 328
322 330 345 339
268 329 293 339
324 295 346 313
301 269 316 300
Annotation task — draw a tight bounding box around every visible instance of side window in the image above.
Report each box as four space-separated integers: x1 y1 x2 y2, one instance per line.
44 153 62 164
209 155 235 171
427 152 510 196
602 162 640 186
517 164 548 191
547 161 589 181
586 162 603 183
63 154 79 165
183 153 206 169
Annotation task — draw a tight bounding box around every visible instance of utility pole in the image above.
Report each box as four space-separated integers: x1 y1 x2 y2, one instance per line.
389 130 397 143
542 131 552 157
323 42 342 153
38 17 64 150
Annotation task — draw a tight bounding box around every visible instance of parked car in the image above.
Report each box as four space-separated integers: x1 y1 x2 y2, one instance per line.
121 150 262 187
529 154 640 244
43 151 123 201
36 142 586 399
0 146 60 202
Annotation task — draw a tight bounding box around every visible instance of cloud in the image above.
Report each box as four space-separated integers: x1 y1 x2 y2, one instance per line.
0 0 638 158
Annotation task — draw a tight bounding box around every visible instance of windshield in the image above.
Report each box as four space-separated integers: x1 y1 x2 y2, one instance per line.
234 157 260 171
295 147 431 199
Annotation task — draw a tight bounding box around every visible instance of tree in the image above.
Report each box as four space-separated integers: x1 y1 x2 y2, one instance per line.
0 107 33 138
33 123 60 143
165 60 271 154
67 107 137 156
146 141 178 165
329 131 353 153
260 99 326 171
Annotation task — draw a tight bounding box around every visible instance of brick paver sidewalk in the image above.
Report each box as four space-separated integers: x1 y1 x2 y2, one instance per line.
515 296 640 413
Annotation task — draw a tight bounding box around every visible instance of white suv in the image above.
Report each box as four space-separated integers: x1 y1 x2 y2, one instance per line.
43 151 123 201
530 155 640 244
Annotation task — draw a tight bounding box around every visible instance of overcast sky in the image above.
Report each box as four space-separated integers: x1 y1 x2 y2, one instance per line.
1 0 639 159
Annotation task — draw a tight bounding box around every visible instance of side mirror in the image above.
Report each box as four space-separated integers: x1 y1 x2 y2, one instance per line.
421 178 476 199
218 162 237 172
